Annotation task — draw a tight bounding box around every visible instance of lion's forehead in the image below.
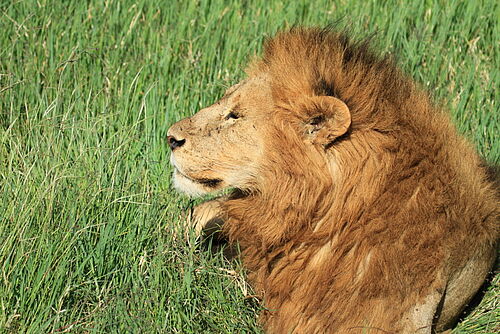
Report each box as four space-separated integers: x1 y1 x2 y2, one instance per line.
201 76 272 119
231 76 272 108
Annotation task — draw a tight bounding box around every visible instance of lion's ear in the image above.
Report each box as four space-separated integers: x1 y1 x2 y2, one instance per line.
302 96 351 146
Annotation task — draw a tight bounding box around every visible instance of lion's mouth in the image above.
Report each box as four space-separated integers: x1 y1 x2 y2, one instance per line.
197 178 223 188
174 168 222 189
170 154 223 193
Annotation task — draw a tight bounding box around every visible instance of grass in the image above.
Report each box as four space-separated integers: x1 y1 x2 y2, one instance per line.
0 0 498 333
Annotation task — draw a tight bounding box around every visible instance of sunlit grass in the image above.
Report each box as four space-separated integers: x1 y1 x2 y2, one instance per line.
0 0 498 332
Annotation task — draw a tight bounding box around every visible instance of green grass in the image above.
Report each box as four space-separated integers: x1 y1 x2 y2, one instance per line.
0 0 498 333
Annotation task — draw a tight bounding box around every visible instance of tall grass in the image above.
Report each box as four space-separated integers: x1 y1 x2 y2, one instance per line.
0 0 498 333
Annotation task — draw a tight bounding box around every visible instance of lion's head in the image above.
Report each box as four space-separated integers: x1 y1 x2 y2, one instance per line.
167 28 420 246
167 73 351 197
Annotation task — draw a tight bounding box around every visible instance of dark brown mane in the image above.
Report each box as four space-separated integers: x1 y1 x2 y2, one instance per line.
220 28 498 333
168 27 498 333
255 27 419 132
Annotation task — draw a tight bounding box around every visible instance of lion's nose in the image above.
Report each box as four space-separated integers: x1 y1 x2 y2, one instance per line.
167 135 186 150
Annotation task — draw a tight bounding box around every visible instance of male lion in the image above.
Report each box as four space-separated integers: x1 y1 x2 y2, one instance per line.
167 28 498 333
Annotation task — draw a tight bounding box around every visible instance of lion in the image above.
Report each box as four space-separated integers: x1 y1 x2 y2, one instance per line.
167 28 498 333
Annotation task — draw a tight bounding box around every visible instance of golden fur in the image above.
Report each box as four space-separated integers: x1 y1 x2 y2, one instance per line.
167 28 498 333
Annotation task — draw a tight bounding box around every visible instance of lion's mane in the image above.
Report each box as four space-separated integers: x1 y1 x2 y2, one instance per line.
217 28 498 333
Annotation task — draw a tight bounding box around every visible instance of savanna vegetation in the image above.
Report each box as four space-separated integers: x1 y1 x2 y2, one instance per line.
1 0 498 332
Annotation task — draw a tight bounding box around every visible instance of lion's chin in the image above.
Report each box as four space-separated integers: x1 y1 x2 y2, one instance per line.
172 168 223 197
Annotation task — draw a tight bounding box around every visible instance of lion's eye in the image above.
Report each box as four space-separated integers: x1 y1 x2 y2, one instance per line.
225 112 240 120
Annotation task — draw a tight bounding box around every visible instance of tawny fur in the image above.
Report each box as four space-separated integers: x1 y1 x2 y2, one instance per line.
168 28 498 333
